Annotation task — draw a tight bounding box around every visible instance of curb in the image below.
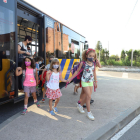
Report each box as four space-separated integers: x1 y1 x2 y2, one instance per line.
84 103 140 140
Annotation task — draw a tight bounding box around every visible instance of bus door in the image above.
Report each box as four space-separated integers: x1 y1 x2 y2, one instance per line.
14 2 44 102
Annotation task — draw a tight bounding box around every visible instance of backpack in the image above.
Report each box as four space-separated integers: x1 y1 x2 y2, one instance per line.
38 70 47 87
22 68 36 85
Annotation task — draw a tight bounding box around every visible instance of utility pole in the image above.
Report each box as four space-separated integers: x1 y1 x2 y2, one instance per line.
131 49 133 66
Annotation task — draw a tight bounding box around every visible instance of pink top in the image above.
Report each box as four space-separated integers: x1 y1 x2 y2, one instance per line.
23 67 36 87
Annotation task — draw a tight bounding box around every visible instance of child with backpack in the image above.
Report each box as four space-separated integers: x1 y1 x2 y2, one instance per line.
16 56 40 115
35 56 44 75
73 62 80 95
41 55 54 103
77 59 101 108
67 48 97 120
46 58 67 115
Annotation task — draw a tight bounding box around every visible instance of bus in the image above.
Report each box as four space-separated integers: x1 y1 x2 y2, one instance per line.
0 0 88 105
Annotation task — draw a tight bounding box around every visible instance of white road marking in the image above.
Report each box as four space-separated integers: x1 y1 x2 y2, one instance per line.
111 114 140 140
122 73 128 78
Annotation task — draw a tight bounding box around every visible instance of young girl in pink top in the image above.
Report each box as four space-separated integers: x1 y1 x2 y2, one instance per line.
16 57 40 115
46 58 67 116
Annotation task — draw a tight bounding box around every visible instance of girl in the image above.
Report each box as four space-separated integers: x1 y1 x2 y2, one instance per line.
41 55 54 103
68 48 97 120
73 62 80 95
16 57 40 115
35 56 44 75
77 59 101 108
46 58 67 115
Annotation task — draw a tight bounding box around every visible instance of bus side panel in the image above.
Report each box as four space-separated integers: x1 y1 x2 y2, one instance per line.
59 59 80 80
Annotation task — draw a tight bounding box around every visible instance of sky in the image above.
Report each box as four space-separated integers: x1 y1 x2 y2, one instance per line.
24 0 140 56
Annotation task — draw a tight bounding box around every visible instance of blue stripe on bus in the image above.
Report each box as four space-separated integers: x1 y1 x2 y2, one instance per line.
65 59 74 80
60 59 66 72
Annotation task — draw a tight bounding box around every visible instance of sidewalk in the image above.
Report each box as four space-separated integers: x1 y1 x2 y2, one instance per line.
0 72 140 140
98 66 140 72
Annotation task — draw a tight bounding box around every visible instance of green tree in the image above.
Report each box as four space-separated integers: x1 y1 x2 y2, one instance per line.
95 41 102 51
110 55 119 61
126 49 132 60
121 50 126 60
133 50 139 65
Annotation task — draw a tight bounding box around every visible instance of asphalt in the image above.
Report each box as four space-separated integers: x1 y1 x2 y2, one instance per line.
0 71 140 140
0 83 66 124
118 119 140 140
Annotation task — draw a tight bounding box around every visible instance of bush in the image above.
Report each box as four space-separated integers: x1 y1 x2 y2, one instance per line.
100 61 105 65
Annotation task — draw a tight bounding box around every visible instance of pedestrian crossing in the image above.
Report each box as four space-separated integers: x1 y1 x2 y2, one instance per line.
122 73 128 78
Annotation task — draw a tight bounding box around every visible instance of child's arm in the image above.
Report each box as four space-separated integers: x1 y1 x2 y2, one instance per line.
94 67 97 88
37 65 45 71
96 59 101 68
68 62 83 83
35 69 39 86
16 67 22 76
59 72 67 82
46 70 51 81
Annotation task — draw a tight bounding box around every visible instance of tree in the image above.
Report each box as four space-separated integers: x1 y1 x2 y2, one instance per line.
110 55 119 61
95 41 102 51
126 49 132 60
121 50 126 60
133 50 139 65
104 48 109 60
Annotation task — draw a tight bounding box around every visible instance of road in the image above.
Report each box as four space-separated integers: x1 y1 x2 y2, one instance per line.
0 71 140 140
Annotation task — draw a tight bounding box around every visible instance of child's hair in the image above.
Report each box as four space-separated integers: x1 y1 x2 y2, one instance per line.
73 62 79 68
50 58 61 72
22 57 35 70
82 49 97 61
36 56 44 62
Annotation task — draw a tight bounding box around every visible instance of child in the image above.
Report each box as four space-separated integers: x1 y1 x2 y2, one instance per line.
41 55 54 103
77 59 101 108
35 56 44 75
46 58 67 115
16 56 40 115
68 48 97 120
73 62 80 95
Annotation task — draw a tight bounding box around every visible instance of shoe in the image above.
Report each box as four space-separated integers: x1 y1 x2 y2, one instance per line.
77 105 85 113
53 107 58 112
74 92 78 95
49 110 55 116
35 101 40 107
90 99 94 104
83 105 86 108
21 108 28 115
87 112 95 121
42 98 45 103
